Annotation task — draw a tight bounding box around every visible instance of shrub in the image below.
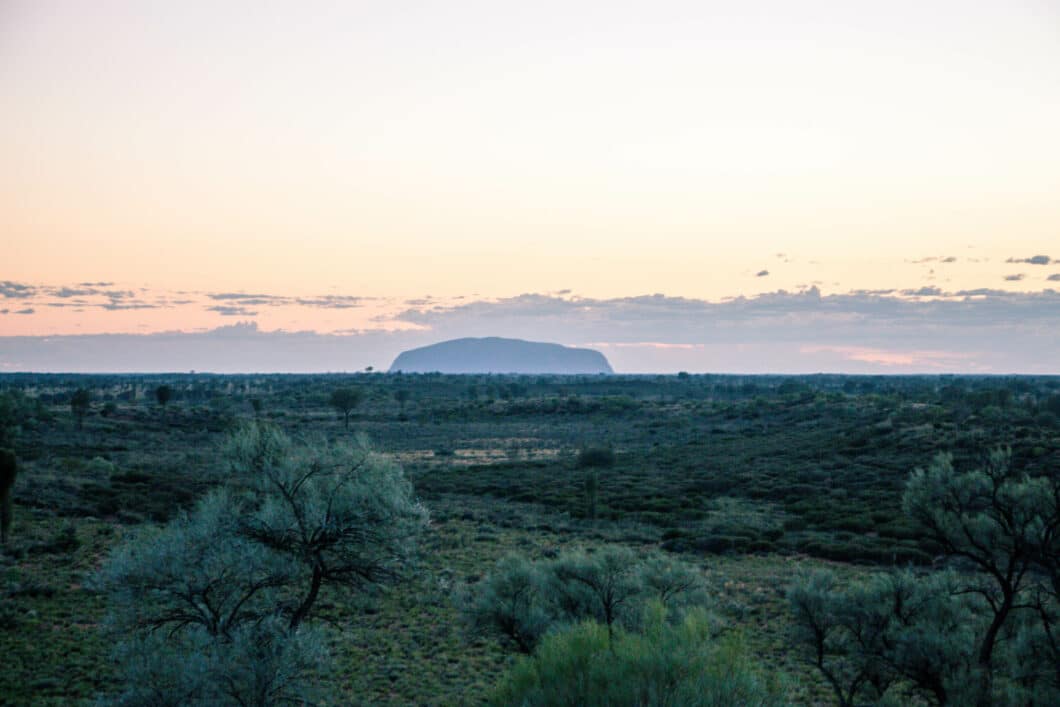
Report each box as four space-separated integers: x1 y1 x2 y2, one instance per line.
576 447 615 469
489 605 786 706
461 546 708 653
460 555 553 654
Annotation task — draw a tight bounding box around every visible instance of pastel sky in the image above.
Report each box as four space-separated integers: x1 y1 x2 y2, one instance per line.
2 1 1059 372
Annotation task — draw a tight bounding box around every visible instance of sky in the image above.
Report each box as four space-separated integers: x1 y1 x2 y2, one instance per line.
2 1 1059 372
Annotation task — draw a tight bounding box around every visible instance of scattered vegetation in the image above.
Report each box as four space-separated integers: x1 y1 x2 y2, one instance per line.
0 372 1056 704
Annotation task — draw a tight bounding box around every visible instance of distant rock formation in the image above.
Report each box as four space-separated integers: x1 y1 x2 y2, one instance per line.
388 337 613 374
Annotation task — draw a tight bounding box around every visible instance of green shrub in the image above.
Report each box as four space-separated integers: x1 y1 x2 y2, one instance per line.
461 546 709 653
460 555 554 654
490 605 787 707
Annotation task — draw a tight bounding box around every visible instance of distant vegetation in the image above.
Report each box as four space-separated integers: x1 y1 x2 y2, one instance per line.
0 449 16 545
328 386 363 429
0 371 1056 703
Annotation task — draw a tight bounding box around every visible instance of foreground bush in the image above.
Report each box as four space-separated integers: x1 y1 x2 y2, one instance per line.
95 422 429 705
788 448 1060 706
490 605 787 707
462 546 708 653
105 617 329 706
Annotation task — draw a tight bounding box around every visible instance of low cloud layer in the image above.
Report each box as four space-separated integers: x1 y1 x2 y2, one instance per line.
0 281 370 316
207 292 364 309
2 288 1057 373
1007 255 1051 265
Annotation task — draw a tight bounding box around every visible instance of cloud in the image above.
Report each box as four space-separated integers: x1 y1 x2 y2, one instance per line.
954 288 1007 297
101 290 138 300
1049 274 1060 282
14 308 34 315
78 281 114 287
294 295 362 309
0 282 36 299
901 286 943 296
208 297 277 306
1007 255 1051 265
207 292 364 309
0 324 425 373
1004 274 1025 281
755 270 769 277
208 292 284 303
2 285 1058 373
53 287 97 298
907 256 957 264
388 288 1060 372
588 341 705 350
100 302 160 311
800 345 973 368
207 305 259 316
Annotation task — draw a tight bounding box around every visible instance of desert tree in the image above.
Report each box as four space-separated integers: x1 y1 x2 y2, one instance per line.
1009 468 1060 695
329 387 363 429
576 447 613 522
226 422 430 630
788 570 877 707
636 554 709 609
788 448 1060 706
99 490 292 641
108 616 328 707
155 384 173 419
788 569 972 706
70 388 91 430
576 446 615 470
393 388 410 417
903 449 1054 705
549 546 643 645
95 422 429 704
0 390 29 447
461 554 554 654
0 449 16 545
95 490 313 705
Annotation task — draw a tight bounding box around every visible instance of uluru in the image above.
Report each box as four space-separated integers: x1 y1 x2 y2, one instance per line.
388 337 613 374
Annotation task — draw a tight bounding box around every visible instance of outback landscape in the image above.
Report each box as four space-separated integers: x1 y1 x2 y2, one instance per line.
1 370 1058 704
4 2 1059 704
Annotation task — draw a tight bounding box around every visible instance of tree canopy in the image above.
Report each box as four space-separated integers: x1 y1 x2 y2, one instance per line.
96 422 429 704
